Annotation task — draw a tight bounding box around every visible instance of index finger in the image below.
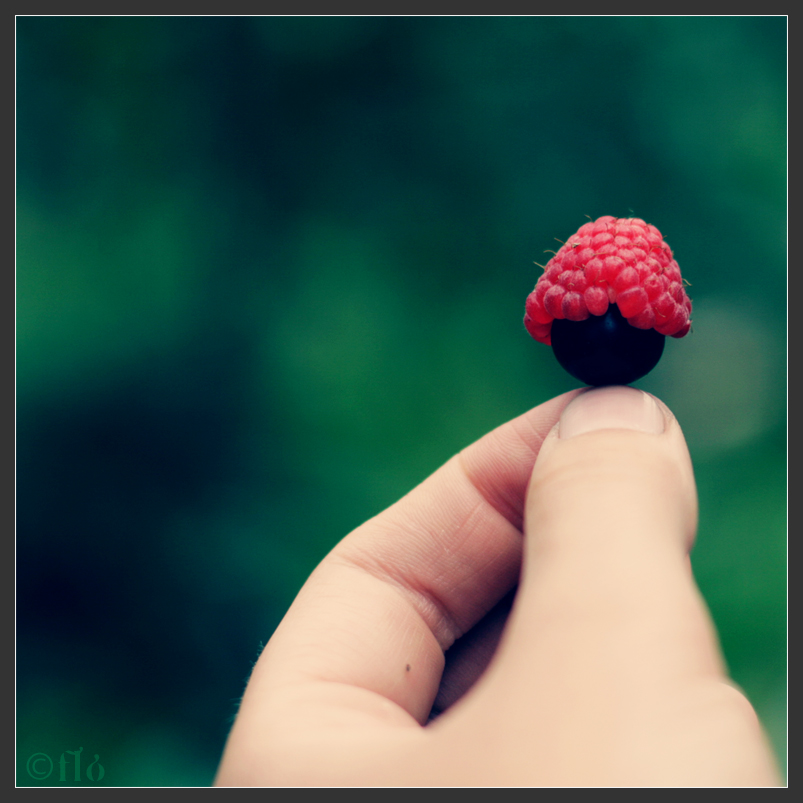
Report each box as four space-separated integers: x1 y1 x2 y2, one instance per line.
239 390 581 726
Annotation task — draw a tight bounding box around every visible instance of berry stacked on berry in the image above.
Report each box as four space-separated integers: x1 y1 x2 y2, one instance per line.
524 216 692 386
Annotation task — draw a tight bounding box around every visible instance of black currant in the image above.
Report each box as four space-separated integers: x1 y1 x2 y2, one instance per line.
551 304 665 386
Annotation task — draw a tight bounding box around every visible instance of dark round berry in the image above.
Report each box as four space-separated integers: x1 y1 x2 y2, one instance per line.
551 304 665 386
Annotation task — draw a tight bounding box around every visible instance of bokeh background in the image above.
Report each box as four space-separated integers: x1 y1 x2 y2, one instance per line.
17 16 786 786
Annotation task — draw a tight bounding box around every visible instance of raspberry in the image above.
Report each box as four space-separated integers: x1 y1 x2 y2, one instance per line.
524 216 692 385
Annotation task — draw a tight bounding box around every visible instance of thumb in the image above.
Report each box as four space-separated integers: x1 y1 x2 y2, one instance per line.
437 387 780 787
508 385 723 684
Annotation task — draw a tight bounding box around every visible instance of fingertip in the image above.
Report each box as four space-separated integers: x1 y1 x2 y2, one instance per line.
558 386 666 439
524 385 698 564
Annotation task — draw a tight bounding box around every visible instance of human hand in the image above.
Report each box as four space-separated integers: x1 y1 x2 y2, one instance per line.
214 386 781 787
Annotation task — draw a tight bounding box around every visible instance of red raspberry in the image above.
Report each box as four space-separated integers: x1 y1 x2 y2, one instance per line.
524 216 692 346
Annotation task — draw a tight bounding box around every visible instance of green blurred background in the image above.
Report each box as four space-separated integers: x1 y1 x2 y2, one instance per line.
17 17 786 786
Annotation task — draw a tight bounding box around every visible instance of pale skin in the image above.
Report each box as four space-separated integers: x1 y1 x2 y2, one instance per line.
214 386 781 787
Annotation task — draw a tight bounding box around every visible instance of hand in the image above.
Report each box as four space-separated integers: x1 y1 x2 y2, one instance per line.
214 386 781 787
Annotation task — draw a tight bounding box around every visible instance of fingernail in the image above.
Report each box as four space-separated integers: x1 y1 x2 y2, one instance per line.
559 387 665 439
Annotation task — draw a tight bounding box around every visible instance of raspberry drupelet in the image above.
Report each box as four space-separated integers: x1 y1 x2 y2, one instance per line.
524 216 692 386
